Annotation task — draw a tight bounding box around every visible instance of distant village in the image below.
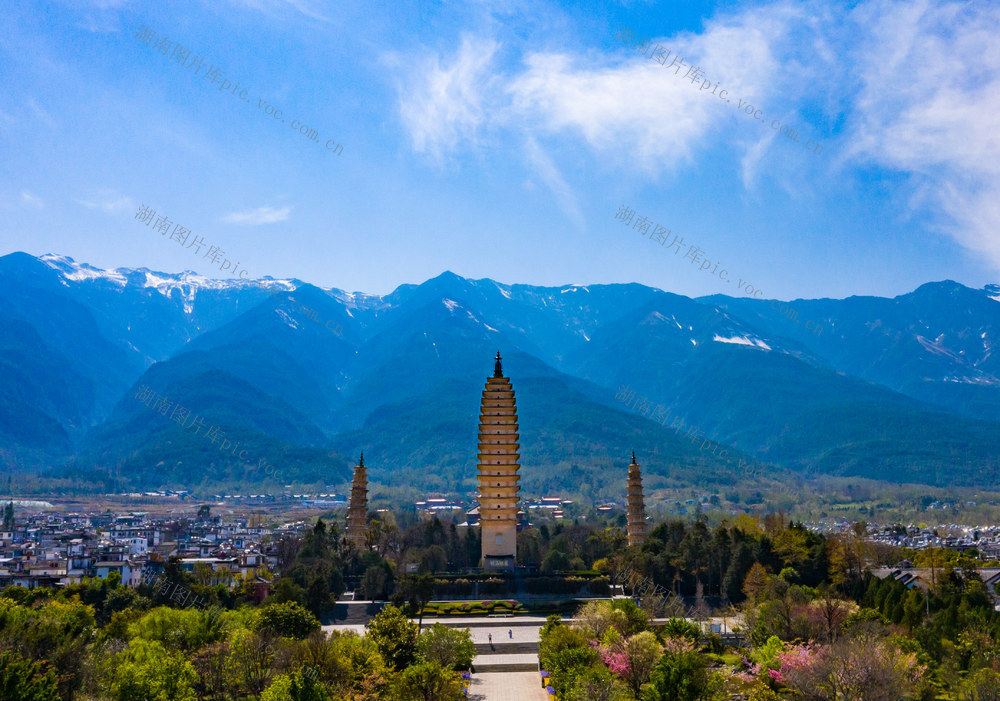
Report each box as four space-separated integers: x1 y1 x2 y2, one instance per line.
0 491 581 590
4 496 1000 592
807 519 1000 560
0 506 302 591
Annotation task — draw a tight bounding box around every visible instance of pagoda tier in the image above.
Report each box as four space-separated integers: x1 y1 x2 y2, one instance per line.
346 453 368 548
627 452 647 547
478 352 520 568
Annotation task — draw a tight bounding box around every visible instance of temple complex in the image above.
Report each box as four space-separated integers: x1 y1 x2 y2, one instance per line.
477 352 521 570
346 452 368 548
627 451 647 547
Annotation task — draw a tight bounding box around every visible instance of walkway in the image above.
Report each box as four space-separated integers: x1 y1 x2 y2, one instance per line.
467 672 550 701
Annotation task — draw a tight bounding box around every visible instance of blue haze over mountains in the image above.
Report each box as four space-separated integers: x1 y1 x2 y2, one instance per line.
2 251 999 496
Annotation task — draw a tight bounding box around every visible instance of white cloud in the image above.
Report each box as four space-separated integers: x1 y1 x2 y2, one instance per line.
843 0 1000 269
506 4 811 172
390 0 1000 269
20 190 43 209
393 8 806 171
221 206 292 225
396 35 501 160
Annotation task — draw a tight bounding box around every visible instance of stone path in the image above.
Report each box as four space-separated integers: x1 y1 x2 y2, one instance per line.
467 672 550 701
471 652 539 672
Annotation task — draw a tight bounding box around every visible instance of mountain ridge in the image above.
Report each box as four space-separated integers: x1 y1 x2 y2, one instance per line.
2 251 998 494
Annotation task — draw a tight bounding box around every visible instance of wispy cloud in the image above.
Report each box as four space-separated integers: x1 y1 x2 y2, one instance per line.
75 192 134 214
20 190 43 209
393 10 799 169
843 0 1000 269
224 0 330 22
221 206 292 225
390 0 1000 272
26 98 56 129
396 35 501 161
523 137 584 228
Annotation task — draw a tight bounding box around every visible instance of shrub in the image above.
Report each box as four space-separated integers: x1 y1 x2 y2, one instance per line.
417 623 476 670
644 648 710 701
255 601 320 640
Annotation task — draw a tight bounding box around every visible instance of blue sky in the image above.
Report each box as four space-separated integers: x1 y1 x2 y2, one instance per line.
1 0 998 300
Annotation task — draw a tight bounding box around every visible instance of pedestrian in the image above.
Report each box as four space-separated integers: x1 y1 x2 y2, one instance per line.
508 629 512 638
488 633 492 644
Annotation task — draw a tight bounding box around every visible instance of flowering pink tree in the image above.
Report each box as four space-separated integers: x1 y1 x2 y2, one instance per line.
771 642 819 685
592 631 663 696
592 638 630 677
778 638 928 700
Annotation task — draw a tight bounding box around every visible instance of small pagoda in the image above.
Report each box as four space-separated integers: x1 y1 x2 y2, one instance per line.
346 453 368 548
627 451 647 547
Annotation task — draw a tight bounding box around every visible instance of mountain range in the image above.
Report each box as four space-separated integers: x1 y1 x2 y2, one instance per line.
1 251 998 498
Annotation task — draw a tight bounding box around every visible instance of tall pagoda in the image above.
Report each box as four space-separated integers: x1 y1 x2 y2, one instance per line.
627 451 647 547
477 351 521 569
346 453 368 548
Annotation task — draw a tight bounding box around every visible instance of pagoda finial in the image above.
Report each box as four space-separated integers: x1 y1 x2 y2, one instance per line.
494 350 503 378
359 452 364 467
632 450 636 464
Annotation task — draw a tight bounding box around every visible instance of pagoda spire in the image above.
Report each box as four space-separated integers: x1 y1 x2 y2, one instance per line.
494 350 503 378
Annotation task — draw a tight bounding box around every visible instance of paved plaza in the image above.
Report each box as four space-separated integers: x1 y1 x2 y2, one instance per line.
469 626 540 643
467 672 550 701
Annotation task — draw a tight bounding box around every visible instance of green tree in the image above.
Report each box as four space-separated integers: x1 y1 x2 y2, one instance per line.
392 661 464 701
260 671 330 701
542 550 571 572
548 646 601 698
962 668 1000 701
0 651 59 701
104 639 198 701
643 649 710 701
539 618 590 673
618 631 662 697
576 600 626 639
324 631 389 698
610 598 650 636
367 605 418 671
226 628 274 697
128 606 225 652
361 564 390 601
255 601 320 640
305 573 333 618
399 575 435 631
661 618 700 642
0 598 95 698
270 577 308 607
416 623 476 670
564 665 630 701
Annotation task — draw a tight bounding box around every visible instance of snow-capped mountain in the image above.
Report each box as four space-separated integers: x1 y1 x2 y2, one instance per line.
2 251 1000 493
